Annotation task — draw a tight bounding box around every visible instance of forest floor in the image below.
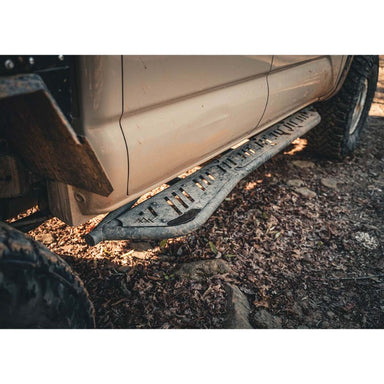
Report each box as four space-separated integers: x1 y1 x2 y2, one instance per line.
29 58 384 328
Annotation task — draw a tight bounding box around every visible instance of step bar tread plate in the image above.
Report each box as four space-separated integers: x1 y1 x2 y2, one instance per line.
86 108 320 244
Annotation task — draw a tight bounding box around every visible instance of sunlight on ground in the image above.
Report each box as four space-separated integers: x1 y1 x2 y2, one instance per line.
284 138 307 156
84 214 107 232
245 179 263 190
134 183 170 206
370 62 384 117
178 166 201 178
245 181 258 190
369 104 384 117
6 205 39 223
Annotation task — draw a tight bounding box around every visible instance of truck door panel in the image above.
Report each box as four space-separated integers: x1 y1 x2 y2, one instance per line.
121 56 272 195
258 55 343 129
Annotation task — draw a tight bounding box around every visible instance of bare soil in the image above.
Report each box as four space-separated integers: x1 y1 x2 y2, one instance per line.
29 58 384 328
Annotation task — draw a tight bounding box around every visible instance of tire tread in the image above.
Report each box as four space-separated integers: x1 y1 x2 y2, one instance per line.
0 222 95 328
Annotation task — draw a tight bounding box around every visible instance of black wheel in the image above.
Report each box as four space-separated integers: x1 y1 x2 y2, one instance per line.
306 55 379 159
0 222 95 328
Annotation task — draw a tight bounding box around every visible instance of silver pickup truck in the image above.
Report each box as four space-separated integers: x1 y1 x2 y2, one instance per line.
0 55 378 328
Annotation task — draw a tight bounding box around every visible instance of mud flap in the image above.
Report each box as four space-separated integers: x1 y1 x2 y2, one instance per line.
86 108 320 244
0 74 113 196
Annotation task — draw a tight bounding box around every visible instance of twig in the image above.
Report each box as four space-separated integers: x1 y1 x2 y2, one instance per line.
111 298 129 306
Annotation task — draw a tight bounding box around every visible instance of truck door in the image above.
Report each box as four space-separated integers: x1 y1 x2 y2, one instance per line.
258 55 345 129
121 55 272 195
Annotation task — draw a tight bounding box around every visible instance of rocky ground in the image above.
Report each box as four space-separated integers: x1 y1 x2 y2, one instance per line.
29 58 384 329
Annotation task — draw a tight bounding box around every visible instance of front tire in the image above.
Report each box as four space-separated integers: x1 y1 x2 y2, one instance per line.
0 222 95 328
306 55 379 159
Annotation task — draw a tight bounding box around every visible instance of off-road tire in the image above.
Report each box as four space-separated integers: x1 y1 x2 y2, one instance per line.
0 222 95 328
306 55 379 159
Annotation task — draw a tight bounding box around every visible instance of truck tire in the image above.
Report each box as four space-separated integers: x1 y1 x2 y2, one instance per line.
0 222 95 328
306 55 379 159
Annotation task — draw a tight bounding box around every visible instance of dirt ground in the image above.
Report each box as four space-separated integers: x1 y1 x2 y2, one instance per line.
29 58 384 328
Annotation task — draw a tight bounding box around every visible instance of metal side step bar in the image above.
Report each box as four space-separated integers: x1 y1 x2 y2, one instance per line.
86 108 320 245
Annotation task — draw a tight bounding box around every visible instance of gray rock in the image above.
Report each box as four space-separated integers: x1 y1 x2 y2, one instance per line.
174 259 232 280
294 187 317 198
287 179 304 187
131 251 148 259
292 160 315 169
252 309 283 329
321 177 338 190
130 241 152 251
224 284 252 329
37 233 55 245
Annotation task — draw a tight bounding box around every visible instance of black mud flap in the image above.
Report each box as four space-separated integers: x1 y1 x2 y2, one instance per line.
86 108 320 244
0 74 113 196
